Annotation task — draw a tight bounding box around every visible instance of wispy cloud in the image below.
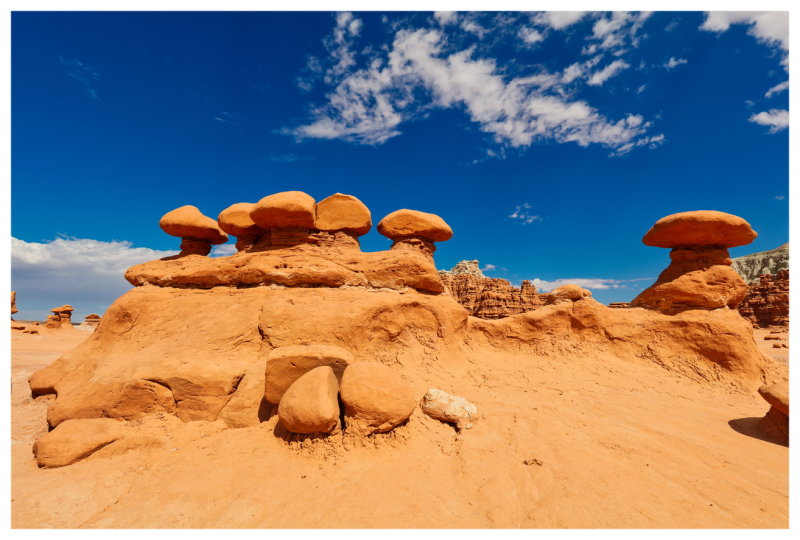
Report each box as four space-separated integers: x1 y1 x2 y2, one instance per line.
663 57 688 70
290 13 662 156
508 203 541 224
11 236 175 321
213 111 244 126
765 80 789 98
532 277 652 292
775 195 786 201
265 153 313 163
749 109 788 132
58 56 101 102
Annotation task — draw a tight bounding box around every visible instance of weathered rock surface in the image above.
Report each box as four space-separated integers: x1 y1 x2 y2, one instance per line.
217 202 263 251
731 243 789 283
757 382 789 445
11 290 18 315
340 362 417 434
278 366 340 434
420 388 477 429
633 211 756 313
378 209 453 242
439 260 541 319
758 382 788 417
315 193 371 236
545 284 592 305
251 191 316 229
738 270 789 327
32 418 125 468
264 344 352 404
160 205 228 249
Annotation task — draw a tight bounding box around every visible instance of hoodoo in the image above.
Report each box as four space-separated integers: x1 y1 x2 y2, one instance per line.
160 205 228 256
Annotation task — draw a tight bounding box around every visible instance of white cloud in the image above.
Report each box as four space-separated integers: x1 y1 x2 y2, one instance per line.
663 57 688 70
519 27 545 45
481 264 497 272
508 203 542 224
532 277 651 292
11 236 175 321
586 11 651 54
765 80 789 98
293 18 662 155
533 11 587 30
587 60 629 86
749 108 788 132
775 195 786 200
210 243 237 257
701 12 788 52
434 11 457 25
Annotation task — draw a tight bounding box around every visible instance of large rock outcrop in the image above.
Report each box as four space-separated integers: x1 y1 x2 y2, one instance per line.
11 291 18 316
732 243 789 283
28 197 780 467
439 260 542 319
738 270 789 327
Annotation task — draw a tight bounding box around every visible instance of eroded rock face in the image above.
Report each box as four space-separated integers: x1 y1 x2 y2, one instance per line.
11 291 18 315
33 418 124 468
278 366 340 434
731 243 789 284
439 261 542 319
738 270 789 328
264 344 352 404
757 382 788 445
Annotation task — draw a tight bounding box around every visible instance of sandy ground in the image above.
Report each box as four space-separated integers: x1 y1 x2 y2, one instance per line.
754 327 789 365
11 327 789 529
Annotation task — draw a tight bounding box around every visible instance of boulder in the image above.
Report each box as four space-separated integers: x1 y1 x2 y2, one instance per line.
545 284 592 305
264 344 352 404
758 382 788 416
339 362 416 434
218 203 264 251
420 388 477 429
250 191 316 229
160 205 228 244
377 209 453 242
32 418 125 468
642 210 757 248
278 366 340 434
315 193 372 236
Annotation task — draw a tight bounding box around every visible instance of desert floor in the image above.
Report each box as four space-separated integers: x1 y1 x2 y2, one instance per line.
11 326 789 528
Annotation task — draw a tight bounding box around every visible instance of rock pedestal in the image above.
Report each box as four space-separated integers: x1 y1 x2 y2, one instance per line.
160 205 228 256
378 209 452 259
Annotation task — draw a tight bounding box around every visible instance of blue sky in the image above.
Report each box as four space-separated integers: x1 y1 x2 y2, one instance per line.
10 11 789 320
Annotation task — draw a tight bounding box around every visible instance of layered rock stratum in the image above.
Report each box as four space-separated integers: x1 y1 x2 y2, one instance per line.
439 260 542 319
731 243 789 283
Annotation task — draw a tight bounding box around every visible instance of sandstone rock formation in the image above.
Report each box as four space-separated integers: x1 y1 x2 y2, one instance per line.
632 211 755 313
45 305 75 329
340 362 417 434
82 314 102 327
738 270 789 327
277 366 340 435
314 193 371 236
27 197 782 468
217 202 264 252
545 284 592 305
160 205 228 256
420 388 477 430
11 290 18 315
732 243 789 283
757 382 788 445
378 209 453 258
439 260 542 319
33 418 125 468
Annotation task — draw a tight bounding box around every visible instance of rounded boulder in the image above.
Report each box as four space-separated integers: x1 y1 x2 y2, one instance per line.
264 344 352 404
218 202 263 237
339 361 416 434
160 205 228 244
315 193 372 236
250 191 316 229
642 210 757 248
758 382 788 416
377 209 453 242
545 284 592 305
278 366 340 434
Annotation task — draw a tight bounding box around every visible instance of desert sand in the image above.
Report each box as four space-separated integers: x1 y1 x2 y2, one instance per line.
11 324 788 528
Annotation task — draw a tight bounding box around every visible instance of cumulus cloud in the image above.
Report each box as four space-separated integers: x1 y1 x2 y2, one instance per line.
584 11 651 55
533 11 587 30
701 12 788 53
210 243 238 257
532 277 651 292
11 236 176 321
291 14 662 155
749 108 789 132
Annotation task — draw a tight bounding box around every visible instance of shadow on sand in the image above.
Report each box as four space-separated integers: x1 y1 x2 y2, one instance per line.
728 417 788 447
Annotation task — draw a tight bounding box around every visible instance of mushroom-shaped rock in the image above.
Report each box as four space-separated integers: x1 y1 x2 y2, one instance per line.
160 205 228 256
218 202 264 251
642 210 757 248
278 366 340 434
759 382 788 417
420 388 477 430
315 193 372 236
32 418 125 468
250 191 316 229
377 209 453 242
339 362 416 434
52 305 74 313
545 284 592 305
264 344 352 404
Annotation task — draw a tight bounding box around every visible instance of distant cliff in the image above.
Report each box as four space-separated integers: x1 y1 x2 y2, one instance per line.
731 243 789 283
439 260 543 319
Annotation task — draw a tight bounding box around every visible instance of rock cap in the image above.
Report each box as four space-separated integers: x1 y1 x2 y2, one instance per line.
642 210 757 248
52 305 75 313
217 203 262 237
160 205 228 244
315 193 372 236
250 191 316 229
758 382 788 416
377 209 453 242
